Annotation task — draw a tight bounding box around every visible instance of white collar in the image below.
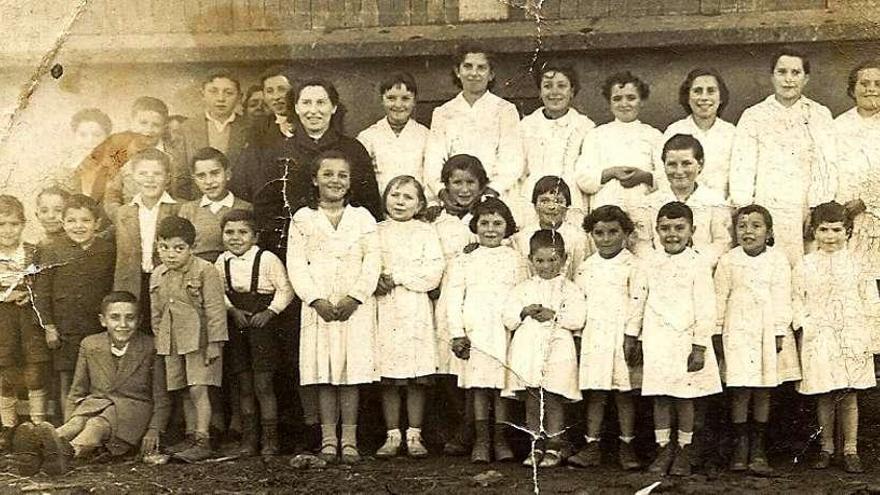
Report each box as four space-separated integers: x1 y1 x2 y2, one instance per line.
226 244 259 262
206 111 236 126
110 342 129 357
199 192 235 209
131 191 177 207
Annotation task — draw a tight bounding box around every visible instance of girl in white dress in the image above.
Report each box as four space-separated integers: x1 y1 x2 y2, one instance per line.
356 73 430 198
286 150 381 465
626 202 722 477
793 201 877 473
446 197 528 463
374 176 444 459
503 230 586 468
714 205 800 474
519 63 595 220
569 205 642 471
512 176 592 280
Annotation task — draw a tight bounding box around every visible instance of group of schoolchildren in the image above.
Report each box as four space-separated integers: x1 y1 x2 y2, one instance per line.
0 41 877 482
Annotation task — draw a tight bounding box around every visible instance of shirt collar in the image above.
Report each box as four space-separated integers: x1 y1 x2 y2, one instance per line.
131 191 177 207
199 192 235 209
228 245 259 262
206 111 236 126
110 342 129 357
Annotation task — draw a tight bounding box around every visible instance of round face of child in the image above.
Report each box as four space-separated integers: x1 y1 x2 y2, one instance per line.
772 55 809 106
656 216 694 255
222 220 257 257
455 53 493 96
192 159 231 201
203 77 240 120
382 83 416 127
263 75 291 117
854 67 880 115
313 158 351 204
157 237 193 270
132 159 169 200
590 220 626 259
530 246 566 280
475 212 507 248
73 120 108 151
100 301 139 348
609 83 641 123
735 212 770 256
813 221 848 253
534 190 568 228
0 213 24 251
131 110 166 140
63 207 100 248
246 90 268 118
385 181 422 222
36 193 66 235
295 85 337 137
688 75 721 121
446 168 481 209
664 148 702 193
540 71 574 118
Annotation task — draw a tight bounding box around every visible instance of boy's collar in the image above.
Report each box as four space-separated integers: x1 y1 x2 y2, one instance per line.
228 245 259 261
199 192 234 208
132 191 177 207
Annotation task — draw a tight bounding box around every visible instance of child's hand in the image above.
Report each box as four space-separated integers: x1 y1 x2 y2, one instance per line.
451 337 471 360
532 306 556 323
249 309 275 329
375 274 395 296
334 296 360 322
623 335 641 366
140 428 160 455
311 299 337 322
428 287 441 301
712 334 724 364
204 342 222 366
687 345 706 372
230 308 252 329
520 304 541 320
44 325 62 350
775 335 784 353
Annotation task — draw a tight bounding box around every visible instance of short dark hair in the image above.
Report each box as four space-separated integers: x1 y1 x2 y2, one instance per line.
583 205 634 235
220 208 257 233
100 291 139 314
810 201 851 231
529 229 566 258
157 216 196 246
661 134 705 164
531 176 572 206
130 147 171 175
451 42 497 90
306 149 353 209
533 62 580 96
846 59 880 99
202 70 241 94
131 96 169 120
469 197 517 238
770 47 811 75
657 201 694 226
379 72 418 96
678 68 729 117
37 186 71 204
440 154 489 189
733 204 775 247
259 65 293 86
287 78 346 133
168 115 188 125
382 175 428 220
70 108 112 135
190 146 230 172
63 194 101 220
245 84 263 101
602 71 649 101
0 195 25 222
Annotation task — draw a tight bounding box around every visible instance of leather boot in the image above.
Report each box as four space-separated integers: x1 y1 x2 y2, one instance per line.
471 420 490 464
748 421 773 476
236 416 259 457
493 423 514 462
730 422 749 471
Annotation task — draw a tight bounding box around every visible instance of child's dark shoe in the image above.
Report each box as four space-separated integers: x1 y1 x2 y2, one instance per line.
493 424 514 462
843 454 864 473
568 441 601 468
340 444 361 464
812 451 832 470
174 434 213 463
471 420 490 464
35 422 67 476
618 441 640 470
11 423 42 477
669 445 692 477
648 443 675 475
164 433 195 455
317 443 338 464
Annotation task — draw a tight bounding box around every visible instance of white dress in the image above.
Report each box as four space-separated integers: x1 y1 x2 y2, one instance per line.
424 91 524 200
286 205 381 386
659 116 735 197
630 184 732 265
626 248 722 398
433 212 476 375
519 107 595 214
376 219 445 379
502 275 585 401
446 245 529 389
511 221 593 280
730 95 838 265
575 119 663 214
834 107 880 349
356 118 430 198
714 246 801 387
793 249 876 395
575 250 643 392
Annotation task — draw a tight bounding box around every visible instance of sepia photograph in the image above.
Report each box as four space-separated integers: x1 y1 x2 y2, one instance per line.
0 0 879 492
